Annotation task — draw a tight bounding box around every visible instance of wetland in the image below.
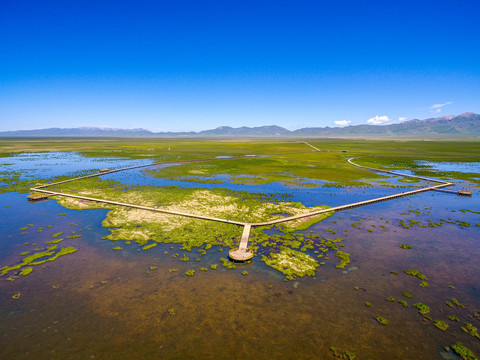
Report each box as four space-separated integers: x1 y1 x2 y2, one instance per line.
0 138 479 359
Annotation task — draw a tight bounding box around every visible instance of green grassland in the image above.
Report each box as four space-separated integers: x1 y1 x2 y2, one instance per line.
1 138 479 185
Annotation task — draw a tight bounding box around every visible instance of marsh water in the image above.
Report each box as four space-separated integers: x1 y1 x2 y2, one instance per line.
1 154 479 359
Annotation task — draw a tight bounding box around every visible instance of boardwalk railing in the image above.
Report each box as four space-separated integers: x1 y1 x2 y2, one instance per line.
30 148 457 260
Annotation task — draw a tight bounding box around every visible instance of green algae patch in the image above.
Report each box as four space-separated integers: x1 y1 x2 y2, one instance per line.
67 234 81 239
220 257 236 269
46 238 64 244
375 315 388 326
400 244 412 249
19 252 30 256
403 291 413 298
404 269 428 280
19 267 33 276
365 302 371 307
242 271 248 276
335 250 350 269
452 298 465 308
461 322 480 340
185 269 195 276
113 246 123 250
142 243 157 251
451 342 478 360
12 293 21 300
46 247 78 262
330 347 356 360
434 320 449 331
210 264 217 270
397 300 408 307
448 315 459 321
1 250 54 276
52 232 63 238
261 247 319 280
413 303 430 315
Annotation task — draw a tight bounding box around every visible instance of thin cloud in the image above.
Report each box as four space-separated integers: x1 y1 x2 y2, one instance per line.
334 120 351 127
429 101 452 113
398 117 407 121
366 115 391 125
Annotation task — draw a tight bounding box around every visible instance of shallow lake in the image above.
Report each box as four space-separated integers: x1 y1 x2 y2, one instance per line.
0 153 479 359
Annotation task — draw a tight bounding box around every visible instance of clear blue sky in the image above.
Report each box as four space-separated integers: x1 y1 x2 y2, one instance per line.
1 0 479 132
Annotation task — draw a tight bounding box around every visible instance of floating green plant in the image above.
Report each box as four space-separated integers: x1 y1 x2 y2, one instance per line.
390 270 398 275
330 346 356 360
199 267 208 271
149 266 156 271
420 281 429 287
386 297 395 302
446 301 454 308
434 320 449 331
67 234 81 239
101 280 107 284
185 269 195 276
180 255 189 262
46 238 64 244
220 257 237 269
142 243 157 251
451 342 478 360
335 250 350 269
404 269 428 280
20 252 30 256
19 267 32 276
210 264 217 270
448 315 459 321
400 244 412 249
261 247 318 280
365 302 371 307
452 298 465 308
52 232 63 238
375 315 388 326
242 271 248 276
168 269 179 273
113 246 123 250
12 293 21 300
403 291 413 298
461 322 480 340
414 303 430 315
168 309 175 315
397 300 408 307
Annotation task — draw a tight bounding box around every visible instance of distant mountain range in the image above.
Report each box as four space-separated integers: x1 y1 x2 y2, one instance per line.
1 112 479 138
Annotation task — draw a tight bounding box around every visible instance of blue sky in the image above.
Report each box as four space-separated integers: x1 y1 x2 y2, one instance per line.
1 0 479 132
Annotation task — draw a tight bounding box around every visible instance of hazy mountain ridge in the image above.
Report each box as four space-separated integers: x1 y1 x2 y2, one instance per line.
1 112 479 138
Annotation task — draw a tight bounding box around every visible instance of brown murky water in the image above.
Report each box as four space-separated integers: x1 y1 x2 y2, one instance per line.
1 190 479 360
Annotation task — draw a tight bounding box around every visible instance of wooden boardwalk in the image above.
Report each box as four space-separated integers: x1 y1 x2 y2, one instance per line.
30 149 460 261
